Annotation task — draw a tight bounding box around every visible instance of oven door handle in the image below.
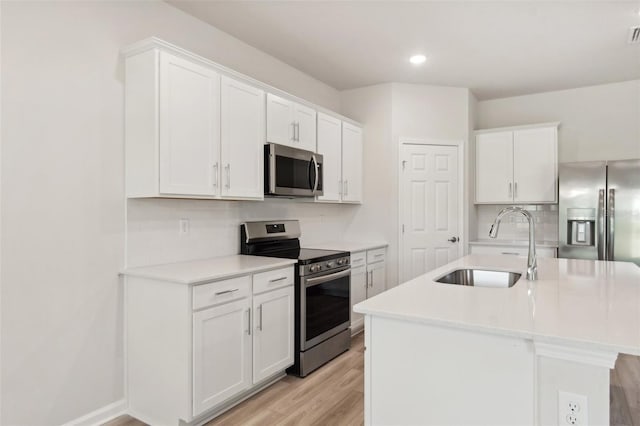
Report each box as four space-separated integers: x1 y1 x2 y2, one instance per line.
304 268 351 288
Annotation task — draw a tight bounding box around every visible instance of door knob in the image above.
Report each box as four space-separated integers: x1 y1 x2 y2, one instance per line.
448 236 459 243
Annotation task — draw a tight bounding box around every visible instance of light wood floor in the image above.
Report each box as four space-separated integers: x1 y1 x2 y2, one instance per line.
107 334 639 426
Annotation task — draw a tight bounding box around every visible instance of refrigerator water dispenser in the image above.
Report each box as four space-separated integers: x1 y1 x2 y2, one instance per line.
566 208 595 246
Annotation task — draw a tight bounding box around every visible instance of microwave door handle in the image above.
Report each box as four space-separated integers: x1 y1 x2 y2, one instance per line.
311 155 319 194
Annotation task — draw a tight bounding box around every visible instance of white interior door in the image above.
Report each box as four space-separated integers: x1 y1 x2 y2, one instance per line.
400 144 460 283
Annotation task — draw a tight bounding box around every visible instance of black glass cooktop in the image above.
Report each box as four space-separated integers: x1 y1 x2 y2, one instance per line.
259 248 348 265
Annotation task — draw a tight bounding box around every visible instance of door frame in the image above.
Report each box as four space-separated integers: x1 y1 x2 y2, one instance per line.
398 137 465 285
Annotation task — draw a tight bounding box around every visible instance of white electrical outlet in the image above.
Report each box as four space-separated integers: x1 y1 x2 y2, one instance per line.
559 391 588 426
179 218 190 236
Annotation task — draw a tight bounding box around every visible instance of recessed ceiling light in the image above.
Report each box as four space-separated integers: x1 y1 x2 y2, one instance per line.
409 54 427 65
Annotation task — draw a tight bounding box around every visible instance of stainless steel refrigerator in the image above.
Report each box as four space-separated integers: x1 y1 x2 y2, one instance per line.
559 160 640 266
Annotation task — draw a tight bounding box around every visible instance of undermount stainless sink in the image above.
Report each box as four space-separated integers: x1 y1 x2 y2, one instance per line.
435 269 521 288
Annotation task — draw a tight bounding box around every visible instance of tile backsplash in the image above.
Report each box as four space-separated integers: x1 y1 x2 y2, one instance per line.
126 198 360 268
475 204 558 242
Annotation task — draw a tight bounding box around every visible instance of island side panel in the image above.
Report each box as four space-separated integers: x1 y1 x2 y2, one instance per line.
366 316 535 426
536 344 616 426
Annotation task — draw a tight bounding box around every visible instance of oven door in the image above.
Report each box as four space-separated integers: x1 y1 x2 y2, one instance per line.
301 267 350 350
265 143 323 197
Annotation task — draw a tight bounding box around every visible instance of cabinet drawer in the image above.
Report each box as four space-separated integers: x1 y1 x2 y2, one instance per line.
193 275 251 311
351 251 366 268
367 248 386 264
253 267 294 294
470 245 556 258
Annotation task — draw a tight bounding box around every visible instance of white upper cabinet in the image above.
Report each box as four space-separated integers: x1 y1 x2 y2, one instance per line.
266 94 317 152
220 76 265 200
341 122 363 203
512 127 558 203
123 39 361 203
125 48 265 200
316 113 342 202
476 131 514 203
159 53 220 196
293 103 317 152
266 94 293 146
475 123 558 204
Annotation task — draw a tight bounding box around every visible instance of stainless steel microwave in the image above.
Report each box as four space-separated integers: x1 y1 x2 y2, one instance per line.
264 143 323 197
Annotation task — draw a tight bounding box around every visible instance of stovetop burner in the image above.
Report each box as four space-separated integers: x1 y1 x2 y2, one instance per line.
239 220 349 265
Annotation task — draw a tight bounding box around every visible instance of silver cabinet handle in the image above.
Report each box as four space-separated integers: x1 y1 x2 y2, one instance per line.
338 180 343 196
369 271 374 288
225 164 230 189
268 276 287 283
597 189 605 260
291 122 296 142
344 180 349 196
501 252 520 256
213 163 218 187
246 308 251 335
214 288 239 296
607 188 615 260
258 305 263 331
295 122 300 142
311 155 319 194
514 182 518 199
509 182 512 198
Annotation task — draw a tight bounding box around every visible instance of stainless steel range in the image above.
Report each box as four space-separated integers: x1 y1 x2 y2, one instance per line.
240 220 351 377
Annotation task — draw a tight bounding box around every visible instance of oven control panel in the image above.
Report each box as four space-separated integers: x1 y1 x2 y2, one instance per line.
301 256 350 276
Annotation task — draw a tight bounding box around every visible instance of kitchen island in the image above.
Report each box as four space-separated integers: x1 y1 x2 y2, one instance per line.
354 255 640 426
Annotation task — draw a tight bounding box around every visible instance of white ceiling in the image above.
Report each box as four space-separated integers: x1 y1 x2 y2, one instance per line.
168 1 640 100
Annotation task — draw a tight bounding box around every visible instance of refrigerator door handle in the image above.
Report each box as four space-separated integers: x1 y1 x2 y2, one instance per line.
607 188 615 261
597 189 606 261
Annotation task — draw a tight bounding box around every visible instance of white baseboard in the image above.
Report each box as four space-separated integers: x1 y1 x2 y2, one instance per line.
61 399 127 426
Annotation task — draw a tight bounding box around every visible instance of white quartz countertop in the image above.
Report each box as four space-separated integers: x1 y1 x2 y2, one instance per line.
308 240 388 253
121 255 297 285
355 255 640 355
469 239 559 248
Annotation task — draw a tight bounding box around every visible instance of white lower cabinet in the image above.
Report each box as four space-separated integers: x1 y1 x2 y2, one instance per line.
252 286 294 383
126 265 294 425
469 244 557 258
350 248 387 333
193 298 252 415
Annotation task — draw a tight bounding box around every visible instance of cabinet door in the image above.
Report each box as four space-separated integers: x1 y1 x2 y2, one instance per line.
341 123 363 203
193 297 251 416
294 102 317 152
266 93 294 147
367 261 386 298
475 132 514 203
221 76 265 200
316 113 342 202
159 52 220 196
350 265 367 332
252 286 294 383
513 127 557 203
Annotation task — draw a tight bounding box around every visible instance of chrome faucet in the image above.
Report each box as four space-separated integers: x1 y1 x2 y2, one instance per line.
489 207 538 281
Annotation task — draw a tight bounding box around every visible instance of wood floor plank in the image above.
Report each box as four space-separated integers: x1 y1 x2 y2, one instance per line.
611 368 633 426
615 354 640 426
